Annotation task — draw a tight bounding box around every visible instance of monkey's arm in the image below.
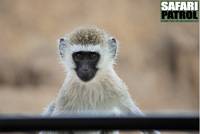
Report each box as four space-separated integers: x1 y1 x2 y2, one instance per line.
118 93 160 134
117 92 144 115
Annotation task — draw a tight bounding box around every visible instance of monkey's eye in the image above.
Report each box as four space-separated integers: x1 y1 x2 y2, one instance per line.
89 53 98 60
74 53 83 61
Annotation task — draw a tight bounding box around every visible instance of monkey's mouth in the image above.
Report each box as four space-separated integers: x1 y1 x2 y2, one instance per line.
76 69 98 82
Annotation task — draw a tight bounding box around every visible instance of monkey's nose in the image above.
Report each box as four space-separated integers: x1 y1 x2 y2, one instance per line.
81 65 90 72
77 69 95 82
82 68 89 72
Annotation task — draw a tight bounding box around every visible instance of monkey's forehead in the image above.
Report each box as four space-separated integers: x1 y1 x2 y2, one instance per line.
68 27 106 45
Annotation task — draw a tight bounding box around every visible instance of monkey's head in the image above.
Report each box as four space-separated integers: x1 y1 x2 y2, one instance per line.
58 27 118 82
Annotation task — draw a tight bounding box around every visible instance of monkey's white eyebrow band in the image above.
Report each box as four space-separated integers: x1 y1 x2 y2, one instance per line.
69 44 102 53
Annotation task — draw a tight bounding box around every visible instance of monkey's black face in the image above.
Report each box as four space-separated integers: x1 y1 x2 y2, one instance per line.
72 51 100 82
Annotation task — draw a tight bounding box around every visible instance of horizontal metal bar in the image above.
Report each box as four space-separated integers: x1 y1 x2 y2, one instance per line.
0 114 198 132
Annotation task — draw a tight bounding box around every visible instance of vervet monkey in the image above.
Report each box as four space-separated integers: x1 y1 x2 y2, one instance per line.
40 26 160 134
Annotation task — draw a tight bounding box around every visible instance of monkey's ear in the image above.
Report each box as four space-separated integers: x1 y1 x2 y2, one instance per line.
107 37 118 58
58 37 68 58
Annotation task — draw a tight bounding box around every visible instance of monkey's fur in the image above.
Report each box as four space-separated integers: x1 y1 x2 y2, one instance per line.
40 26 160 134
69 28 104 45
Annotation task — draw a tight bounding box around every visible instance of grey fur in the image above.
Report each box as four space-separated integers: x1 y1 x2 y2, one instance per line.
69 27 105 45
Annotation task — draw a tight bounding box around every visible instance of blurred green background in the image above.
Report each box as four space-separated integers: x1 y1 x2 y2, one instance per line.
0 0 198 114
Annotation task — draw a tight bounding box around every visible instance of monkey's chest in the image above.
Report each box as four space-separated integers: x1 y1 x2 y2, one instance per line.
56 88 121 113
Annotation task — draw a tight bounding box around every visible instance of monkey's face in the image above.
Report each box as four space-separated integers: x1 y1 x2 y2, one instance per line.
72 51 100 82
58 27 119 82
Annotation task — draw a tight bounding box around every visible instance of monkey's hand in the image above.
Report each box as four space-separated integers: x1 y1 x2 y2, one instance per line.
39 101 55 134
42 101 55 115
